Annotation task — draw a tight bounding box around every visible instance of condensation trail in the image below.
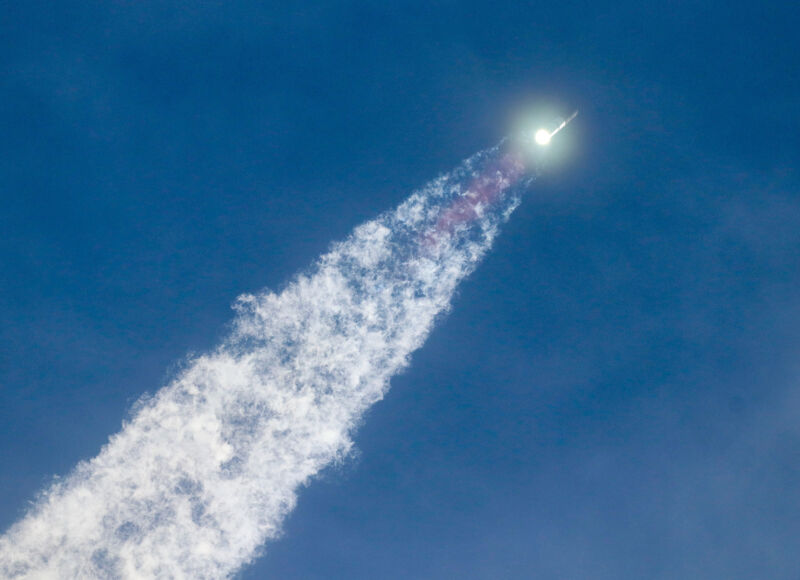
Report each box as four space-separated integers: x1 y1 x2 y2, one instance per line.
0 142 529 579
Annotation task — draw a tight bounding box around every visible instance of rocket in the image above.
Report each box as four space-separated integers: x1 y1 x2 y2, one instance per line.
534 110 578 146
426 108 580 246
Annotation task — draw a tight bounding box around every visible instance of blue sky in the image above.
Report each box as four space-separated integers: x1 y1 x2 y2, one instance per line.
2 1 800 578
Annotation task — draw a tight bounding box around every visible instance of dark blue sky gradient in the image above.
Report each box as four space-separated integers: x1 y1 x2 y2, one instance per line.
2 2 800 578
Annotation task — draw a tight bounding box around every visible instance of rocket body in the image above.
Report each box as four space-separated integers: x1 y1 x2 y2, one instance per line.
533 110 578 146
550 110 578 138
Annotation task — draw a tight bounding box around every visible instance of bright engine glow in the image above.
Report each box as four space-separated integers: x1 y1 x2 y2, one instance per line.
534 129 552 146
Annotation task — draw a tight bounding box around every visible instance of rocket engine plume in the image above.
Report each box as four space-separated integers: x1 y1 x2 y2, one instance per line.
1 141 531 579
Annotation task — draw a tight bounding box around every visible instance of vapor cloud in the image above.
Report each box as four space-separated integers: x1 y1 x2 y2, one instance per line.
0 145 524 578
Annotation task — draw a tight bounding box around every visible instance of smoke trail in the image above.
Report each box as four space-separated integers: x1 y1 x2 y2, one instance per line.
1 143 529 579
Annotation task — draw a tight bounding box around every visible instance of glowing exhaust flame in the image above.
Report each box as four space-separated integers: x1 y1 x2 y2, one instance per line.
534 129 552 146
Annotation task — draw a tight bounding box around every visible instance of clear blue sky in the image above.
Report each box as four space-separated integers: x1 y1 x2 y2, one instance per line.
2 2 800 578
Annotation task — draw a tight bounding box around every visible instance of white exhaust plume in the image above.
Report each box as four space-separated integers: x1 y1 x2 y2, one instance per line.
0 144 527 579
